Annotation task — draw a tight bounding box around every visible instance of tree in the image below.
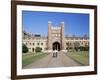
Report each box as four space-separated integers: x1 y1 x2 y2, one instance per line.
66 42 73 52
79 46 89 51
84 45 89 51
35 47 42 52
79 46 84 51
66 42 70 51
74 42 80 51
22 44 28 53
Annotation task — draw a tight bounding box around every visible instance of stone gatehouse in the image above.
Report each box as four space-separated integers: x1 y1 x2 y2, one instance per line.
23 21 89 52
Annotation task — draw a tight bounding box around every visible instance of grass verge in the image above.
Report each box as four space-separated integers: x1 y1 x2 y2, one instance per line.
22 52 47 68
65 51 89 66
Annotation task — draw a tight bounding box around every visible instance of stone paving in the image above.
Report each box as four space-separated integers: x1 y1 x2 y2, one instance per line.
23 52 81 69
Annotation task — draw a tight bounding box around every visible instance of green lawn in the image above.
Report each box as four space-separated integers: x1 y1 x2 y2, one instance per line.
22 52 47 68
65 51 89 66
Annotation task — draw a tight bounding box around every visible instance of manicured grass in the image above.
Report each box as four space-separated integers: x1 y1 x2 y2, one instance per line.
65 51 89 66
22 52 47 68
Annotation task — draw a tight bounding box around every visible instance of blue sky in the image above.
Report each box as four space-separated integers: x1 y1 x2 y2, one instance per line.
22 11 89 37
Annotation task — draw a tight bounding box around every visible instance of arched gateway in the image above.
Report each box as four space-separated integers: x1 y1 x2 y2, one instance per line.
52 42 60 51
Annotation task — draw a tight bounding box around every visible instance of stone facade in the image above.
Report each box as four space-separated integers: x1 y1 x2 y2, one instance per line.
23 21 89 53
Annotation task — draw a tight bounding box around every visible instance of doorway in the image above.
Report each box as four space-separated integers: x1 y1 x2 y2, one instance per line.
52 42 60 51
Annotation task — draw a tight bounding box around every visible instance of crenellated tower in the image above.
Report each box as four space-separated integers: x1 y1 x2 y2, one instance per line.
47 21 65 51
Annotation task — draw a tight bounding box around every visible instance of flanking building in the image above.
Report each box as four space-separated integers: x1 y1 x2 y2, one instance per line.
22 21 89 53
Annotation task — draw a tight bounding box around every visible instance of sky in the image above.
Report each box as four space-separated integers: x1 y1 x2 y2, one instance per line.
22 11 89 37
